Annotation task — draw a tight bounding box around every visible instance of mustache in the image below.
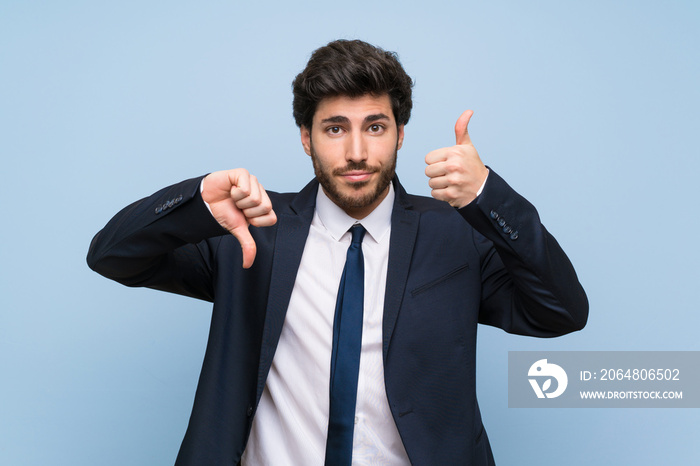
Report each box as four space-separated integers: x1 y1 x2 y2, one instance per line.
332 161 379 176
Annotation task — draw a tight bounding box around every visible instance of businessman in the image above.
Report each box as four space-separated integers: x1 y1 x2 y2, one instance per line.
87 39 588 465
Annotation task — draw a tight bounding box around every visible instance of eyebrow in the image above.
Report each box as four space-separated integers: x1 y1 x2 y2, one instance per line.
320 115 350 125
319 113 391 125
364 113 390 124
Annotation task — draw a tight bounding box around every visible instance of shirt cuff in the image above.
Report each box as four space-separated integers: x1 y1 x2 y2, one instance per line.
200 179 214 215
476 169 489 196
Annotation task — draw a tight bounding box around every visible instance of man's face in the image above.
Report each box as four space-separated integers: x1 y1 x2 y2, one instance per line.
300 94 404 219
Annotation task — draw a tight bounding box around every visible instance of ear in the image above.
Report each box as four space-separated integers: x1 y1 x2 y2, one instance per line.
300 125 312 156
396 124 405 150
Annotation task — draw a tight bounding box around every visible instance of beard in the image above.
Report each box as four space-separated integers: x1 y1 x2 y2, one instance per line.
310 144 397 213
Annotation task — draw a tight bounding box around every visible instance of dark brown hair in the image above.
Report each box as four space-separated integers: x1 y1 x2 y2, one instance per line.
292 39 414 129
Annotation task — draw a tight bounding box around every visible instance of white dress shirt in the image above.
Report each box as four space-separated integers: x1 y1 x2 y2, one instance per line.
241 184 410 465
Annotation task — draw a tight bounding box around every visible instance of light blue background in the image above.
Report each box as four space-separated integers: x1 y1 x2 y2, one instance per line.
1 1 698 464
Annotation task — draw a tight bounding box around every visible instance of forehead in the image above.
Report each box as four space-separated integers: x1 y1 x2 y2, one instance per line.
313 94 394 123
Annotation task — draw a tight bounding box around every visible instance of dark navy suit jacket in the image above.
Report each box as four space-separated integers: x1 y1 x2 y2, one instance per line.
87 170 588 465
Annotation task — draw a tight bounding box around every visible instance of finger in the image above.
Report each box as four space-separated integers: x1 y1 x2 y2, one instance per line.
425 161 448 179
229 222 257 269
430 187 461 207
229 170 251 202
236 176 262 209
427 176 450 190
242 200 274 222
242 203 273 220
454 110 474 146
430 186 449 203
425 149 447 166
248 210 277 228
245 186 276 223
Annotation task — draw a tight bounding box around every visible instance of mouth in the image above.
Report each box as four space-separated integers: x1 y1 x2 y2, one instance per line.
340 170 374 183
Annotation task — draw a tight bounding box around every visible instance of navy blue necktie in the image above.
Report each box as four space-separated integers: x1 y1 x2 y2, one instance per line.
325 224 366 466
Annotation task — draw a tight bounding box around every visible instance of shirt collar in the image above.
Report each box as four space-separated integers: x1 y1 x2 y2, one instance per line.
314 182 394 244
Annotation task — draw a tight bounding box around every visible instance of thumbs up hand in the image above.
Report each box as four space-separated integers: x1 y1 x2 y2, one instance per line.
201 169 277 269
425 110 489 208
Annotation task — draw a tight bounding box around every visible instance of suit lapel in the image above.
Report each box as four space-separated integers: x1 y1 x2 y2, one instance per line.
382 178 420 359
256 180 317 401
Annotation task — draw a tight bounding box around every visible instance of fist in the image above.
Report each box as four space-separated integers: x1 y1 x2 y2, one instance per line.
202 169 277 268
425 110 489 208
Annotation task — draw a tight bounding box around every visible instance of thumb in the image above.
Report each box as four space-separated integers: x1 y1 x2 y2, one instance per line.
454 109 474 146
230 223 257 269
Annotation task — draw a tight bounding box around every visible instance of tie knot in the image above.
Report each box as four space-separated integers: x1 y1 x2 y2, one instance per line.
350 224 366 246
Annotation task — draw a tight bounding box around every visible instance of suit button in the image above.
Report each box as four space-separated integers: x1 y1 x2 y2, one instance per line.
490 210 499 219
246 406 254 416
503 225 512 234
155 206 163 214
510 231 519 240
498 218 506 227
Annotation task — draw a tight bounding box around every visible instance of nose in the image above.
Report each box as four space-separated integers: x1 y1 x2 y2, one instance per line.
346 132 368 163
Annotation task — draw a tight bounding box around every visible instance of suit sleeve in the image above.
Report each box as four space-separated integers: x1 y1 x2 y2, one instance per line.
86 176 230 302
458 169 589 337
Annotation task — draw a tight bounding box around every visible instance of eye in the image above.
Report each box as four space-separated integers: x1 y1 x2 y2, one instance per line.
327 126 342 135
368 124 384 134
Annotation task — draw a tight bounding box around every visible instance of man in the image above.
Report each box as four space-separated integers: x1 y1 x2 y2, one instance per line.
87 39 588 465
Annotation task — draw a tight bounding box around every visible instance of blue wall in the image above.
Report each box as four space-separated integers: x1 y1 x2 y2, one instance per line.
1 1 698 464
